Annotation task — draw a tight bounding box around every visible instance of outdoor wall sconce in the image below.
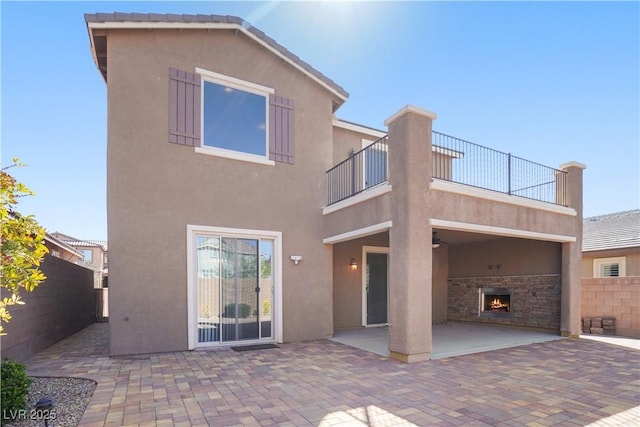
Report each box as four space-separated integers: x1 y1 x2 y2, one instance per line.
432 232 441 249
290 255 303 265
350 258 358 271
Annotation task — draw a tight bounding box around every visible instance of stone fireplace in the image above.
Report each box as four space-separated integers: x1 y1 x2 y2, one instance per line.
447 274 561 330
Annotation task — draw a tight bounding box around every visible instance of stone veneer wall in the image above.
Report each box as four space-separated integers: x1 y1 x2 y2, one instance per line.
447 274 561 330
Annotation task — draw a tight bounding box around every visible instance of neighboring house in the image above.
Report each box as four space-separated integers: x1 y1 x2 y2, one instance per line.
44 234 84 263
85 13 586 361
50 232 108 289
581 209 640 337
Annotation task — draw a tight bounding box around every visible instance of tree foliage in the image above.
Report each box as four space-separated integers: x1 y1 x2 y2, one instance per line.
0 159 48 335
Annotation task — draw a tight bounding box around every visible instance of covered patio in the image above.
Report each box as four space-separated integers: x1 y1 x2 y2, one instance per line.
324 105 584 362
330 322 562 359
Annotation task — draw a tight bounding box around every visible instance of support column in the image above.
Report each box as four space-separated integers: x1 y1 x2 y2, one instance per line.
384 105 436 363
559 161 586 338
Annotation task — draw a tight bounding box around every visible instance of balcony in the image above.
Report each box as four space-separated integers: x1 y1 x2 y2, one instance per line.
327 132 567 207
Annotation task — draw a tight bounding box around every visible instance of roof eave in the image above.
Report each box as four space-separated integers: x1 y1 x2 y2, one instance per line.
86 25 107 82
45 235 85 258
85 20 349 104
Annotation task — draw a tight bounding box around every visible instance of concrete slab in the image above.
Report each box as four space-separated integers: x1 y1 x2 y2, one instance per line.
580 333 640 351
330 322 562 359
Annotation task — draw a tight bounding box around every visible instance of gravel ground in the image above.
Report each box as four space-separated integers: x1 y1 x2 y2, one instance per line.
4 377 96 427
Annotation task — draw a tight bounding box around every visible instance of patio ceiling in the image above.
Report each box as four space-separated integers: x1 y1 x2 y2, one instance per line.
433 229 504 245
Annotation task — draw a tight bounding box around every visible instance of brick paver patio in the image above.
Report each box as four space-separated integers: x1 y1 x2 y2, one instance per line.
24 323 639 426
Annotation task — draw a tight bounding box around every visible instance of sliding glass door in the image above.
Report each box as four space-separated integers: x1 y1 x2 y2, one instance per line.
196 235 273 344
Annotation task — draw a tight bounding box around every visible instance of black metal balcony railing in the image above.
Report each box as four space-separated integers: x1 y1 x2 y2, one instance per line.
432 131 567 206
327 136 388 205
326 132 567 207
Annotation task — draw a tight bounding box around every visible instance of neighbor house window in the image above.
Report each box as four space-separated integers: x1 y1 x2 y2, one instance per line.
168 67 294 165
593 257 626 277
80 249 93 263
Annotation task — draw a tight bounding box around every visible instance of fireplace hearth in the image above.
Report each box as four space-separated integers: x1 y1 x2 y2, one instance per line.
480 288 512 316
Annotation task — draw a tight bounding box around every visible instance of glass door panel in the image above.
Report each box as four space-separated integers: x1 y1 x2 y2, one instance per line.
195 234 273 344
221 238 259 341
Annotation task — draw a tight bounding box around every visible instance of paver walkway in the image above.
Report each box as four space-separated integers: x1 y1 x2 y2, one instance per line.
25 323 640 426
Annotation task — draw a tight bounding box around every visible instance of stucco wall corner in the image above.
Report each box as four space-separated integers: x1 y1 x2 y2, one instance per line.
384 104 438 127
559 161 587 171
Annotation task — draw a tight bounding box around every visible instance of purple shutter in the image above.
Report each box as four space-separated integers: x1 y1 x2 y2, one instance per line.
269 95 294 164
169 68 201 147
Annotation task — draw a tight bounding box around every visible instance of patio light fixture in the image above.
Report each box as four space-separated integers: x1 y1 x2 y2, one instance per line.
432 232 441 249
35 398 54 427
350 258 358 271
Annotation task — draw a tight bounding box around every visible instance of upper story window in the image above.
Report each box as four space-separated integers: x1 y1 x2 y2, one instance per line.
169 67 294 165
200 69 270 161
593 256 626 277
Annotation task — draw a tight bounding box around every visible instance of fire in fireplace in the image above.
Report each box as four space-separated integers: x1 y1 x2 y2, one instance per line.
480 288 512 315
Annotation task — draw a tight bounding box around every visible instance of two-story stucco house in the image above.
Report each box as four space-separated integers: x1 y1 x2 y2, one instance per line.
85 13 586 362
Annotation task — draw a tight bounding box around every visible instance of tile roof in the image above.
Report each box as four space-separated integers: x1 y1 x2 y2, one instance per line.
58 239 108 250
583 209 640 252
45 234 84 258
84 13 349 101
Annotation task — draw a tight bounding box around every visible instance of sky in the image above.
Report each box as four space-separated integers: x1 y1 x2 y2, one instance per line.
1 1 638 242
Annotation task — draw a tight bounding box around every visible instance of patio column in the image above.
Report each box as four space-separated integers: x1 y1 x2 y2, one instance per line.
384 105 436 363
560 161 586 338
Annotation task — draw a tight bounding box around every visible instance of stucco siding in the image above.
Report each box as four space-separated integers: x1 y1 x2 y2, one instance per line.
448 238 562 278
430 189 579 238
332 233 389 330
432 245 449 322
106 29 337 355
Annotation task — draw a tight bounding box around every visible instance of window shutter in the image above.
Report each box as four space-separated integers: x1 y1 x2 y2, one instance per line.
269 95 294 164
169 68 201 147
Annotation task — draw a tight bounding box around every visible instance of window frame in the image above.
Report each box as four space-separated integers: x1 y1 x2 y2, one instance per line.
593 256 626 278
195 67 275 165
186 224 283 349
80 249 93 263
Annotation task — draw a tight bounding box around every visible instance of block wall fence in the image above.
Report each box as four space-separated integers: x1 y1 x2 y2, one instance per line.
581 277 640 338
1 254 95 362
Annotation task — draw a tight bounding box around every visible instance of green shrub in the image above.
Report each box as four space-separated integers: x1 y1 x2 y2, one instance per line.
1 358 32 423
223 303 252 318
